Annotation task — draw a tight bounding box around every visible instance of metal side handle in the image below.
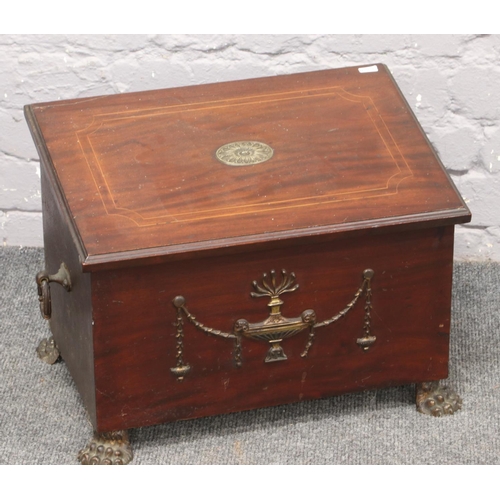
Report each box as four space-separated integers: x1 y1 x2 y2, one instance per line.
35 262 72 319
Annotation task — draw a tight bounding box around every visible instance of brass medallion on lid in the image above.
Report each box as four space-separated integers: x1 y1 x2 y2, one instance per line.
215 141 273 166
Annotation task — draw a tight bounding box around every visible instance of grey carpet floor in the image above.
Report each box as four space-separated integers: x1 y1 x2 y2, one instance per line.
1 246 499 465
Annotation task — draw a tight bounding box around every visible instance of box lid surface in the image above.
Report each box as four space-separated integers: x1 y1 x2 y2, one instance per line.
26 64 470 269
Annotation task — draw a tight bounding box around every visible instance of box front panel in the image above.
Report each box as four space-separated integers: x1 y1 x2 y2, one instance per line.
91 226 454 432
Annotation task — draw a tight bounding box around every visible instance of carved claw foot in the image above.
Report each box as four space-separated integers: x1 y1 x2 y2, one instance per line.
78 430 133 465
36 336 60 365
416 381 462 417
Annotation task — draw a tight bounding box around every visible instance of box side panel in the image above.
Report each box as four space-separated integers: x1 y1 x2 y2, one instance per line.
92 226 454 432
41 163 96 426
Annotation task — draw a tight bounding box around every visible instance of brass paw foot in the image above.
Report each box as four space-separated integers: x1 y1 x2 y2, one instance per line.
36 336 60 365
78 430 133 465
416 381 462 417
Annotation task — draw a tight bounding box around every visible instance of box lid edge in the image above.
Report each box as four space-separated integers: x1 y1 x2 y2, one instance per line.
81 206 471 272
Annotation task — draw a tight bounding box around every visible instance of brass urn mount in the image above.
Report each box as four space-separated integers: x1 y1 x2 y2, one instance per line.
235 269 316 362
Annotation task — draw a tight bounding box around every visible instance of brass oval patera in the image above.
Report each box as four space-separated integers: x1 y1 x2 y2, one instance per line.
216 141 273 166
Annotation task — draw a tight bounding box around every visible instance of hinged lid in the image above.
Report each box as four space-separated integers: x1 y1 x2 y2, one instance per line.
25 64 470 271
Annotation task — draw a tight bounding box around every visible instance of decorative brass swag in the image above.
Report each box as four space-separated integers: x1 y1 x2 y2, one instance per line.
170 269 375 381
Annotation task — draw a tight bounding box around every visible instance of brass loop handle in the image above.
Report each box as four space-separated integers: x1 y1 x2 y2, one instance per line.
38 279 51 319
35 263 72 320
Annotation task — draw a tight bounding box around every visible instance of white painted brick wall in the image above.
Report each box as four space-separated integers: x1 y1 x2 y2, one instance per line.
1 34 499 260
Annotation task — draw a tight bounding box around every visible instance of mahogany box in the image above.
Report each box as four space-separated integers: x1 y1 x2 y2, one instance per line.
25 63 471 464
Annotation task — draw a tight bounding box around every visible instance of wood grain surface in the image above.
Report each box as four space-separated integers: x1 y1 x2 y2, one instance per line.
25 64 470 270
91 226 454 432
